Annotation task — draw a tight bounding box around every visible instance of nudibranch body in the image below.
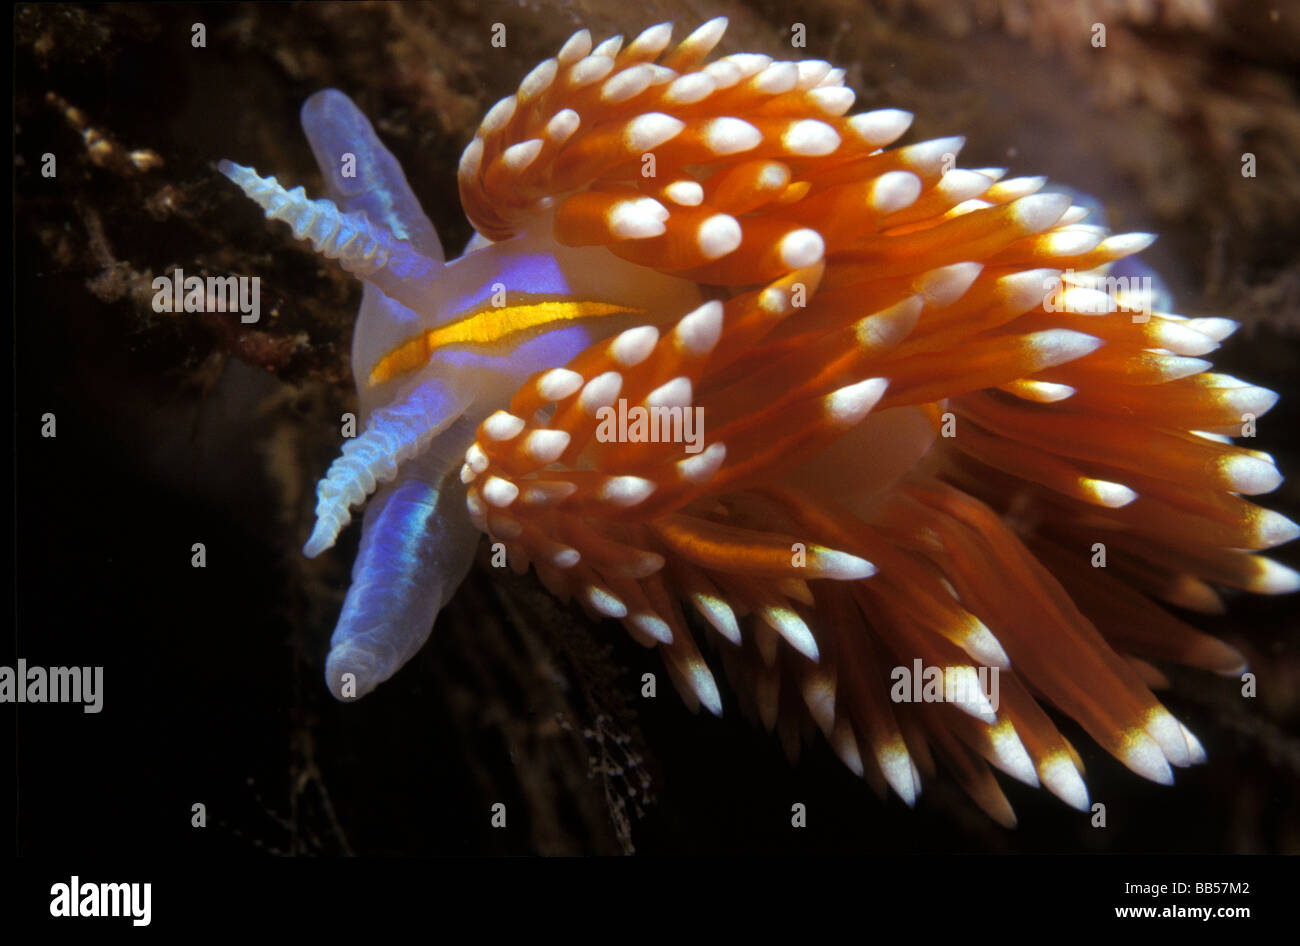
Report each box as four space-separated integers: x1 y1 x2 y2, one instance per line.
222 18 1297 825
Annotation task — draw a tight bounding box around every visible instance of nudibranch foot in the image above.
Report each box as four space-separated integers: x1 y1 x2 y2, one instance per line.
221 17 1299 824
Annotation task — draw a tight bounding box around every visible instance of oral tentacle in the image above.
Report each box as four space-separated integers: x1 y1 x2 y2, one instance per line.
324 428 480 701
216 160 441 310
304 377 475 558
300 88 445 263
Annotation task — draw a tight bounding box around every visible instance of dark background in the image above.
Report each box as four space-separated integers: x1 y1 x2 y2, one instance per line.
11 0 1300 855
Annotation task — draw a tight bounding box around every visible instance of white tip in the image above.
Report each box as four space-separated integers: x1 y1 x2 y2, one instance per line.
465 443 490 474
628 22 673 58
943 667 998 724
557 29 592 65
1101 231 1157 255
808 85 856 116
1257 510 1300 548
697 214 742 258
1221 383 1279 417
578 371 623 414
481 476 520 508
544 108 581 144
1089 479 1139 508
869 170 923 214
722 52 772 76
681 17 728 57
629 612 674 645
482 411 526 441
899 136 965 176
936 168 995 203
646 376 693 410
879 741 917 806
677 442 726 484
811 547 876 580
962 620 1011 668
1146 708 1192 768
1026 329 1104 368
918 262 983 307
570 54 616 89
1184 317 1238 342
761 606 820 661
1056 286 1116 315
848 108 913 148
545 544 581 569
664 72 717 105
586 585 627 619
703 117 762 155
519 480 578 506
1011 192 1072 233
693 592 741 645
501 139 543 172
795 59 833 89
481 95 517 134
601 64 656 103
778 228 824 267
999 268 1063 313
537 367 584 401
1042 228 1105 256
989 175 1047 200
1252 557 1300 594
522 428 571 464
824 377 889 427
753 61 798 95
1223 454 1282 495
1040 754 1090 811
608 198 668 239
818 67 847 88
1152 319 1218 356
624 112 686 152
782 119 841 156
690 663 725 717
990 721 1040 787
1179 723 1207 765
518 58 558 101
598 475 657 507
1122 729 1175 785
674 300 725 357
457 138 484 179
610 325 660 366
664 180 704 206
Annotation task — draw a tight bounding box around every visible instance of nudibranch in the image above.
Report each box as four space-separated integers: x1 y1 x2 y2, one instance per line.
220 18 1297 825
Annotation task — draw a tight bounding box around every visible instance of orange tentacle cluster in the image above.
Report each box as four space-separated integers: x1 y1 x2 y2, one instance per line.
455 19 1295 823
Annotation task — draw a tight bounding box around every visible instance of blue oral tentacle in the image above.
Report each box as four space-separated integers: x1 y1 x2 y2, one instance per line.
324 419 481 701
300 88 445 263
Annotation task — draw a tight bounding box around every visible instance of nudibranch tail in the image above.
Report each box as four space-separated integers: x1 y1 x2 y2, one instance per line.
222 16 1298 825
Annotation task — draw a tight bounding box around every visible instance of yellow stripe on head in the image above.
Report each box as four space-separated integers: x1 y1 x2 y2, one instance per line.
368 298 643 387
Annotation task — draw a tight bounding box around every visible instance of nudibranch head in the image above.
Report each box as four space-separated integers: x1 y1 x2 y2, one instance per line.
221 18 1297 825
